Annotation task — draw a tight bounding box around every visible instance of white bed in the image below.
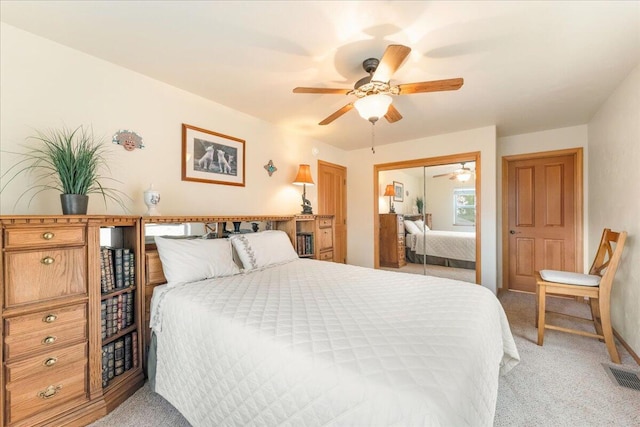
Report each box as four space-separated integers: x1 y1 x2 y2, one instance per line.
407 229 476 262
148 232 519 426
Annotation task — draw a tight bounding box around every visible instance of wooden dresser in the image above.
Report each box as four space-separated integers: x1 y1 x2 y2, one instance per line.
0 216 144 427
379 214 406 268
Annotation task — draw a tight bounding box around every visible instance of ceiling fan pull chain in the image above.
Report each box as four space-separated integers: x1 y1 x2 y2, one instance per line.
371 121 376 154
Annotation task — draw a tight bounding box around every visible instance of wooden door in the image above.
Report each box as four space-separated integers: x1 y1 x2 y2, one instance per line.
317 160 347 263
503 149 583 293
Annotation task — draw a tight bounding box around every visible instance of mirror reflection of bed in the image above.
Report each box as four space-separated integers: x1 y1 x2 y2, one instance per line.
378 160 477 283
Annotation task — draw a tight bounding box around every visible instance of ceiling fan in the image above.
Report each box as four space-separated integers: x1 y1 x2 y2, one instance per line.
433 162 475 182
293 44 464 125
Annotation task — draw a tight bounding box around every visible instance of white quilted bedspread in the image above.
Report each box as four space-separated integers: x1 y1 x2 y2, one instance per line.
408 230 476 261
152 259 519 426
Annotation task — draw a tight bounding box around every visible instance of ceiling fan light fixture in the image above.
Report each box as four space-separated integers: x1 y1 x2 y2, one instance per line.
354 94 392 122
457 171 472 182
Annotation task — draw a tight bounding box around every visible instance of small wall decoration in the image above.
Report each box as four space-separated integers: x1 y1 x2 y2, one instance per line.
264 160 277 176
112 130 144 151
182 124 245 186
393 181 404 202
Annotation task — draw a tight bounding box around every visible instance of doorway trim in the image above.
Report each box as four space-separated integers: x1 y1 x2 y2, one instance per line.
373 151 481 284
501 147 583 291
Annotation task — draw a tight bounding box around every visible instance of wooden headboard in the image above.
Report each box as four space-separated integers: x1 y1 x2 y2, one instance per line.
141 215 295 368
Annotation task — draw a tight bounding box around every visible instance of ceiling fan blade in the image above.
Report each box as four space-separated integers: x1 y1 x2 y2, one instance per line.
397 78 464 95
432 173 451 178
319 103 354 125
293 87 351 95
384 104 403 123
372 44 411 83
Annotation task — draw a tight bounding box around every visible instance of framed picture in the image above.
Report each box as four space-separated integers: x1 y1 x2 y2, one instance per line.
182 124 245 186
393 181 404 202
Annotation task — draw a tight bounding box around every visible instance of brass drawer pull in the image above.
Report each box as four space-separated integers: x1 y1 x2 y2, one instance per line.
43 357 58 367
42 232 55 240
42 336 57 345
43 314 58 323
41 256 55 265
37 384 62 399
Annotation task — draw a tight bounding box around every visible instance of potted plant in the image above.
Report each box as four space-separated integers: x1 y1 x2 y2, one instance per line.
1 125 128 214
416 196 424 214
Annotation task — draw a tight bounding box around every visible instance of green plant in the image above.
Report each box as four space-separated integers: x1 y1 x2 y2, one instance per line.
416 196 424 213
1 125 129 211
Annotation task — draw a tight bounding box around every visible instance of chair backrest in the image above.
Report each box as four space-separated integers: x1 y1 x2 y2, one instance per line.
589 228 627 293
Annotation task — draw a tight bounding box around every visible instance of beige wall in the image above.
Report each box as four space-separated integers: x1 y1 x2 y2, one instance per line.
346 126 498 292
588 63 640 356
0 23 345 216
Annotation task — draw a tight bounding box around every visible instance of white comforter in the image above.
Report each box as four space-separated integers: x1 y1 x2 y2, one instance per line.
408 230 476 262
152 259 519 426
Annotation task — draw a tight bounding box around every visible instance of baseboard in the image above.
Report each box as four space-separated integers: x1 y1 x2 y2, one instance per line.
614 328 640 366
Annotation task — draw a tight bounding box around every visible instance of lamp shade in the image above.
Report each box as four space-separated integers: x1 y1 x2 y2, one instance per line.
354 94 392 121
383 184 395 197
293 164 314 185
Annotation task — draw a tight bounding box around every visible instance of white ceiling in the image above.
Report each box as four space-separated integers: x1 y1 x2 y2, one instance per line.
1 1 639 151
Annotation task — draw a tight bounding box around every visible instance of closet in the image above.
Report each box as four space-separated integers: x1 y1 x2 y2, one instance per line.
374 153 480 284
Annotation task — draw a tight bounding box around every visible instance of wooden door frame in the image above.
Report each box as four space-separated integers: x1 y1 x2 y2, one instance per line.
501 147 583 291
373 152 481 284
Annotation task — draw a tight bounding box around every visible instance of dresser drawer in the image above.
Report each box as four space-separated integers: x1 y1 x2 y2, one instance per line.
5 359 88 425
318 218 333 228
4 247 87 307
317 228 333 251
3 226 85 250
5 342 87 383
4 304 87 360
318 250 334 261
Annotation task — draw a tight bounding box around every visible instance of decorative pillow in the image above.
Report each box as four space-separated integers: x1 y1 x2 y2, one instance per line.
404 220 421 235
154 236 240 287
414 219 430 231
230 230 298 271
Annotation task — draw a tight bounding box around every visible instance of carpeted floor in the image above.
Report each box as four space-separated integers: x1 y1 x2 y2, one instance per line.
381 262 476 282
89 291 639 427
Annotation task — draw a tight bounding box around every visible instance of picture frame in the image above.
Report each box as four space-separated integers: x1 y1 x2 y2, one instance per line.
182 124 245 186
393 181 404 202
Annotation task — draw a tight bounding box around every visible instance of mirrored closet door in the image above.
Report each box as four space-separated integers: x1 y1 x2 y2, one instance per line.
375 153 480 284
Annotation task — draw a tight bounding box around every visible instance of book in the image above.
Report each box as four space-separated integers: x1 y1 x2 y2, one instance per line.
114 248 124 289
125 292 134 328
123 248 131 288
132 331 138 368
124 333 132 371
105 297 114 338
100 300 107 339
100 247 109 293
106 248 115 292
129 251 135 286
106 342 115 380
114 338 125 376
117 294 124 331
101 344 109 387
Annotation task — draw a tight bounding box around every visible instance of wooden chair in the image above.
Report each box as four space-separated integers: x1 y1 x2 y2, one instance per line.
535 228 627 363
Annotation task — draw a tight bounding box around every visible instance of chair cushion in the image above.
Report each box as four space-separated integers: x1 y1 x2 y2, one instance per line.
540 269 601 286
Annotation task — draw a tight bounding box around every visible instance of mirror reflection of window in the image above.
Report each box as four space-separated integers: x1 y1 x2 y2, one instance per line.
453 188 476 226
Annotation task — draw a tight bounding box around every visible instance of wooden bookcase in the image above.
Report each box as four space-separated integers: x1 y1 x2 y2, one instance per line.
294 215 335 261
0 215 144 427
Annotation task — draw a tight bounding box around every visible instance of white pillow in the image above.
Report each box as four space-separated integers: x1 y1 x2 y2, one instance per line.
414 219 430 231
230 230 298 271
154 236 240 287
404 220 421 235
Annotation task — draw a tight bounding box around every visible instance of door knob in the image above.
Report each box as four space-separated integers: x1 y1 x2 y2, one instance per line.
509 230 521 234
